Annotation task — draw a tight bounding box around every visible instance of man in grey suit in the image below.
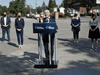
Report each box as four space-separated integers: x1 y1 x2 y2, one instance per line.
1 12 11 42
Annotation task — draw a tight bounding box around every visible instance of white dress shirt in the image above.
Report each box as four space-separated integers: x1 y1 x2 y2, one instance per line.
18 19 20 21
4 17 7 26
41 19 43 23
47 17 50 23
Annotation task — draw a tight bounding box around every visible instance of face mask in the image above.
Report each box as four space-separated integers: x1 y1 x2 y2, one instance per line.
18 15 21 18
74 14 77 17
4 14 6 17
41 15 43 17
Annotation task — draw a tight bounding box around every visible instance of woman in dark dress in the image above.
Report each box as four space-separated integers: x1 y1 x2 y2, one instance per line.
15 12 25 49
71 12 81 43
89 11 100 50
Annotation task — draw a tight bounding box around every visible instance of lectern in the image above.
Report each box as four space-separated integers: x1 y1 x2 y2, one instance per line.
33 23 58 68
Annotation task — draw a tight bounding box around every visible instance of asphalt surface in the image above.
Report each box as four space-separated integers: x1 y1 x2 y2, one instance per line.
0 17 100 75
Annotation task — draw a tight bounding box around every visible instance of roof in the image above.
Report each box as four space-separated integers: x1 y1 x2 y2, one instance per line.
73 3 80 6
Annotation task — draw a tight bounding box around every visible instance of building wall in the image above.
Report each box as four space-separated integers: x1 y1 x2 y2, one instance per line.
80 7 87 14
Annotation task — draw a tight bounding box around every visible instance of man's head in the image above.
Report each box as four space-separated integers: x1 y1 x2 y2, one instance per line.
44 10 50 18
3 12 7 17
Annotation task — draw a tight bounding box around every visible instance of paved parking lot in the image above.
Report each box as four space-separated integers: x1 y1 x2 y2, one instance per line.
0 17 100 75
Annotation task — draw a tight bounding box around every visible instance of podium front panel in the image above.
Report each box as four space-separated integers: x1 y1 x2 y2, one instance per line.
33 23 57 33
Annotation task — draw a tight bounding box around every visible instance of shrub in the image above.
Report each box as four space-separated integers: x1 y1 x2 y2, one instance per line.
57 8 60 12
50 8 53 13
50 12 55 18
59 12 65 18
80 14 87 16
65 11 70 17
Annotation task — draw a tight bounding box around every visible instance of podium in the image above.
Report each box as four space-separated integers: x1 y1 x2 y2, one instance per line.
33 23 59 68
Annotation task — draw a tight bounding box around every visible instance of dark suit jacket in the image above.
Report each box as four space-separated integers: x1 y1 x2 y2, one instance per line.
43 17 58 43
15 18 24 30
1 16 11 29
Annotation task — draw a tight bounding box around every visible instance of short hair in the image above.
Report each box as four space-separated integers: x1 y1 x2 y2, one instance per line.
44 10 50 13
18 12 21 15
3 12 7 14
40 12 44 14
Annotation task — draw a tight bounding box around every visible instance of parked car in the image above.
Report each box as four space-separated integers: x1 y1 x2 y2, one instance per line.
26 14 30 18
34 14 40 19
67 8 77 17
9 14 15 17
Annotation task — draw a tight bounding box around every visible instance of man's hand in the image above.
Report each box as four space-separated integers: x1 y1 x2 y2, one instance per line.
6 25 8 27
17 29 21 32
5 25 8 27
19 29 21 31
3 25 8 27
3 25 6 27
56 30 58 32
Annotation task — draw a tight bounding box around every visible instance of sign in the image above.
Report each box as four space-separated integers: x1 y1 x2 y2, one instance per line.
96 0 100 4
54 7 57 12
33 23 57 33
59 7 65 14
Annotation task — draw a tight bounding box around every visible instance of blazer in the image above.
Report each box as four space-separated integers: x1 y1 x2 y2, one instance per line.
43 17 58 30
43 17 58 42
71 17 81 32
1 16 11 29
15 18 24 30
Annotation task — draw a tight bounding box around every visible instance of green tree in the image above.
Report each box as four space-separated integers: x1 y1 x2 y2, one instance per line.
64 0 97 8
37 6 42 14
0 5 8 15
24 8 30 14
8 1 16 14
63 0 98 15
9 0 26 16
0 6 8 15
42 1 47 12
48 0 57 9
0 5 3 15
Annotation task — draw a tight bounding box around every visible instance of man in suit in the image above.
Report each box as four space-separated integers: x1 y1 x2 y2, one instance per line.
43 10 58 64
1 12 11 42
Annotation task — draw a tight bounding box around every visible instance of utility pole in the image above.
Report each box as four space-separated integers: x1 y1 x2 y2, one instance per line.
42 0 45 13
29 4 31 14
35 0 37 14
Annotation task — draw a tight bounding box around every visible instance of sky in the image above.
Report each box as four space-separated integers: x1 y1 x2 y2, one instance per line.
0 0 63 8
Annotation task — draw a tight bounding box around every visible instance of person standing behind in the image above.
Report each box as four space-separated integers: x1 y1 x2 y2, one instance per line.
89 12 100 50
1 12 11 42
37 12 44 23
71 12 81 43
15 12 25 49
